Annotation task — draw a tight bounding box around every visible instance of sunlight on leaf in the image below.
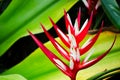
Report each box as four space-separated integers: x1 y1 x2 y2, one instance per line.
0 0 78 56
0 74 27 80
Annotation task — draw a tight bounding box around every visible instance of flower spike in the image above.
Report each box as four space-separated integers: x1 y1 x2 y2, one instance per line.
28 30 72 77
29 9 116 80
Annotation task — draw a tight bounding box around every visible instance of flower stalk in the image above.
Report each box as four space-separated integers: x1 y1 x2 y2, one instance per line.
28 9 116 80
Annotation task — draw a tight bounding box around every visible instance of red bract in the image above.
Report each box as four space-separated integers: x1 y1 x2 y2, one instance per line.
82 0 101 14
28 31 73 77
28 10 116 80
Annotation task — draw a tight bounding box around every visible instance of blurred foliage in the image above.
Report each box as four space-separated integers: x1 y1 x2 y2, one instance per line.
0 0 78 56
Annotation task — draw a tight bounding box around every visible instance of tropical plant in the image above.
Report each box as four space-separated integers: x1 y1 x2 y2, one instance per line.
0 0 120 80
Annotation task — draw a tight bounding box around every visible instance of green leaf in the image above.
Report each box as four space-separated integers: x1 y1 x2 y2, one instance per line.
87 67 120 80
101 0 120 29
0 74 27 80
2 31 120 80
0 0 78 56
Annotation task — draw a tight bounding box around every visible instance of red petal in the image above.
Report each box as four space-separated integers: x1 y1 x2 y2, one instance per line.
41 24 70 61
49 18 70 48
80 22 103 55
79 35 116 69
76 12 93 44
64 10 75 34
28 30 72 77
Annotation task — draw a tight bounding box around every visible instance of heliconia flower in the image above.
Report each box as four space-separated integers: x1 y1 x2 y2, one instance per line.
28 10 116 80
82 0 101 14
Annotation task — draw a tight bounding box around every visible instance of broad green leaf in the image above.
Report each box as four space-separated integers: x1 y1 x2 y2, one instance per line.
101 0 120 29
0 74 27 80
2 31 120 80
0 0 78 56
